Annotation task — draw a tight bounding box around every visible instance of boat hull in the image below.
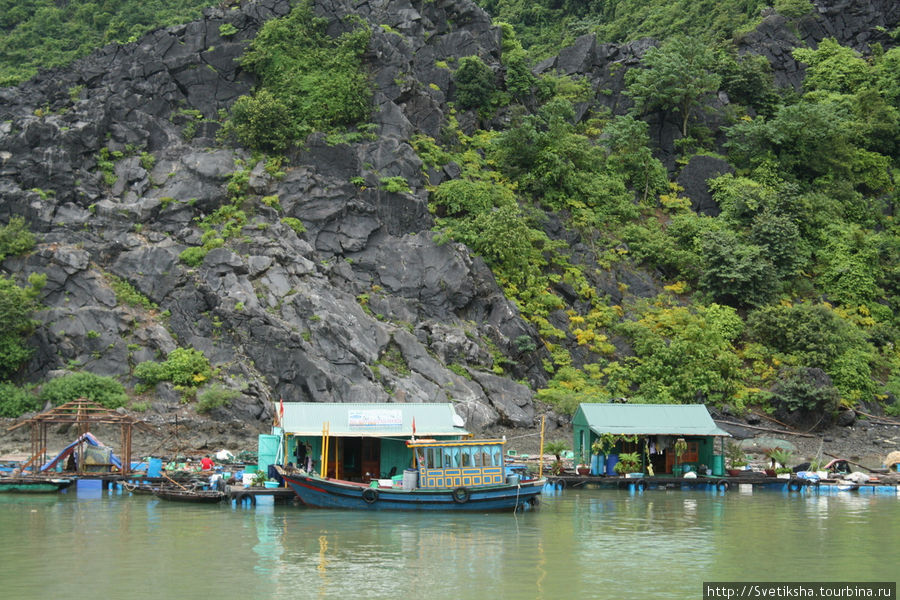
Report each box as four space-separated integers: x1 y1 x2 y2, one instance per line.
153 489 226 503
0 478 73 493
280 470 544 511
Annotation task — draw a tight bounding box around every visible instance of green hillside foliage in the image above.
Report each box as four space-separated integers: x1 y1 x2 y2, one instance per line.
0 273 45 381
219 1 372 152
38 372 128 408
421 19 899 417
0 0 217 86
475 0 769 58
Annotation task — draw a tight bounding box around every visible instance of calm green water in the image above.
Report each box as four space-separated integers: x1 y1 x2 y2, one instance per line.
1 484 897 599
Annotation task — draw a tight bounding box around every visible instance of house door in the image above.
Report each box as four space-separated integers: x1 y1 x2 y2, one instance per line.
361 438 380 482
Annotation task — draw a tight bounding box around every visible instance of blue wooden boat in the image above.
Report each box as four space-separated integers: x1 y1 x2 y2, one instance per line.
277 438 544 511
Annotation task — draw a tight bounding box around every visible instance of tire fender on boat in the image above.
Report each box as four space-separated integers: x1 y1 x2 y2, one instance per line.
362 487 378 504
716 480 729 492
452 487 470 503
788 480 801 492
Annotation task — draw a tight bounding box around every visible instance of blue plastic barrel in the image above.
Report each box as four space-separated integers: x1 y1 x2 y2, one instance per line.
147 458 162 478
605 454 619 476
590 454 601 476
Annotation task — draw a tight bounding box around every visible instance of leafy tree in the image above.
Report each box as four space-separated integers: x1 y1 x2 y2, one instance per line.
0 273 45 380
749 209 803 280
432 178 553 287
453 55 497 111
874 48 900 109
816 224 881 307
0 382 40 417
625 36 721 137
37 372 128 408
716 50 780 116
793 38 872 94
773 0 814 18
223 89 294 153
599 115 668 201
0 217 36 261
615 302 743 405
196 383 240 413
134 347 212 388
747 302 870 374
223 2 372 151
769 367 840 429
725 97 892 193
496 22 537 104
698 229 777 307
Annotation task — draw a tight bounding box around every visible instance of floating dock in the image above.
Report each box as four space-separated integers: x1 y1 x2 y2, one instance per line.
544 474 900 495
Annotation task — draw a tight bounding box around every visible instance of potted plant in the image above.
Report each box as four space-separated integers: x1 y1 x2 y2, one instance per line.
767 448 794 478
613 452 643 477
725 441 747 477
251 469 267 487
543 440 569 475
809 457 828 479
673 437 688 477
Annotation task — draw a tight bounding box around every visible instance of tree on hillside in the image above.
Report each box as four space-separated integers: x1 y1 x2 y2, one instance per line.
0 273 45 380
625 36 721 138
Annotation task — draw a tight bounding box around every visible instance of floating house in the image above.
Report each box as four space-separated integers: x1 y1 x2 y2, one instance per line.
572 403 731 476
270 402 469 482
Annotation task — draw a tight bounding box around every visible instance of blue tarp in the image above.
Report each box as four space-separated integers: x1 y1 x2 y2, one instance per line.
39 432 123 473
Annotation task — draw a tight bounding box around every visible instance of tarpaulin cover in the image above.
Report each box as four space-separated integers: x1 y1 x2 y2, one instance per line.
39 432 123 472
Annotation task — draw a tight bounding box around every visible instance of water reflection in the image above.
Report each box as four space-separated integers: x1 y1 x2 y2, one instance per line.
0 489 897 600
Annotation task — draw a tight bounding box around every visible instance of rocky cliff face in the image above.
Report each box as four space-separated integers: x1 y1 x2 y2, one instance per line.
0 0 895 437
0 0 541 432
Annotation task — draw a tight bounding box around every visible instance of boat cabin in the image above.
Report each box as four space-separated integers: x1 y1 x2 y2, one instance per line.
409 439 506 489
270 402 469 482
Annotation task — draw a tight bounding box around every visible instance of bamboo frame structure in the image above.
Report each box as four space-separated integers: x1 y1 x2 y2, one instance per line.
7 398 153 476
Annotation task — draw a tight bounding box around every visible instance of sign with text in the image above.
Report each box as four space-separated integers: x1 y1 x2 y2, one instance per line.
348 409 403 428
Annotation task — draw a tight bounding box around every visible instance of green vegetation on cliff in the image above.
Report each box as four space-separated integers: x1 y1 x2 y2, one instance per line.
0 0 218 86
219 1 372 151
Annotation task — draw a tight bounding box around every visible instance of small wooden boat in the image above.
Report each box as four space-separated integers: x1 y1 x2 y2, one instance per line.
278 437 544 511
0 477 73 493
121 481 159 495
153 487 226 503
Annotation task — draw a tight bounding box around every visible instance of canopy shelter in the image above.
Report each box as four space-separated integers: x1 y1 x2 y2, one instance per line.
276 402 469 482
7 398 152 476
573 403 731 476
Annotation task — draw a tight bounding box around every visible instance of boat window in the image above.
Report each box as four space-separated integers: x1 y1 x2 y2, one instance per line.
442 447 453 468
429 447 443 469
472 446 483 467
490 445 501 466
461 447 473 467
448 447 460 468
415 448 425 469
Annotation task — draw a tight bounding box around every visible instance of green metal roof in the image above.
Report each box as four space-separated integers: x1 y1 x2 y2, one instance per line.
281 402 469 438
576 403 731 437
